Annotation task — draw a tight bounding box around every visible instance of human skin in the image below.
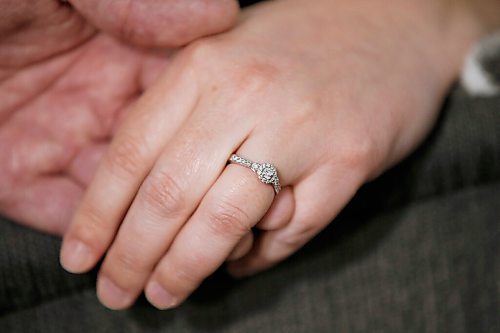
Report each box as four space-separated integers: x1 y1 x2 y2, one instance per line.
0 0 239 234
58 0 500 310
59 0 500 310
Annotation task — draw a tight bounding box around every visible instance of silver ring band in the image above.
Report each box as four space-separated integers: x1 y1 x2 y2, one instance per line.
229 154 281 194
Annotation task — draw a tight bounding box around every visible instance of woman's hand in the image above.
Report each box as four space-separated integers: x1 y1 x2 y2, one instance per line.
60 0 485 309
0 0 238 235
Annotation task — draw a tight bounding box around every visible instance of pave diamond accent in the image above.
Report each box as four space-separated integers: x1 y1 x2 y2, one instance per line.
229 154 281 194
230 154 252 168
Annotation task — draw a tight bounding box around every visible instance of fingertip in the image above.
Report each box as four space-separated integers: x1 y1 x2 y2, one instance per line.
96 275 135 310
145 281 180 310
59 238 96 273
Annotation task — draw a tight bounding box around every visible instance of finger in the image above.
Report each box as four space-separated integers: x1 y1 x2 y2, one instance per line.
255 186 295 230
226 166 363 277
69 0 239 47
144 163 276 309
95 110 252 310
60 63 198 274
3 176 83 236
227 231 254 261
67 142 108 186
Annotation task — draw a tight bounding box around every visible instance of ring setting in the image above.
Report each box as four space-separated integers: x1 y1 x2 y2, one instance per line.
229 154 281 194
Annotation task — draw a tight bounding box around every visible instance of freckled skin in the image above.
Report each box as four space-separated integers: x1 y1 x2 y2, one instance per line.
0 0 238 235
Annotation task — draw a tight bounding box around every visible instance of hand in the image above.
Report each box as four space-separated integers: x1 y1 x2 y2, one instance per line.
0 0 238 235
60 0 484 309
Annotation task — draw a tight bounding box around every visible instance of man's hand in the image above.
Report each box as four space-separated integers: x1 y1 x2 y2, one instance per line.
0 0 238 235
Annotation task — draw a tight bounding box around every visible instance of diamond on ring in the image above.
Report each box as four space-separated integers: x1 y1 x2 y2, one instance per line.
229 154 281 194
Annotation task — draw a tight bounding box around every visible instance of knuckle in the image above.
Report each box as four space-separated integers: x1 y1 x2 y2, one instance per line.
140 171 186 219
116 3 169 47
281 94 322 128
105 134 146 178
232 60 280 93
185 41 280 85
183 39 220 69
206 200 252 238
119 21 142 46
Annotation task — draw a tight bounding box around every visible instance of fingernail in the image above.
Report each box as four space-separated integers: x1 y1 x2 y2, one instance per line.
146 281 178 310
98 276 132 309
60 239 93 273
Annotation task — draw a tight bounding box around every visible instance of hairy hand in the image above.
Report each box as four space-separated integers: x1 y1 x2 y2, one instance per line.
0 0 238 235
60 0 482 309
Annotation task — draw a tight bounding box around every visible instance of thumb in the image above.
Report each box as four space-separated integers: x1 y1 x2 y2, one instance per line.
69 0 239 47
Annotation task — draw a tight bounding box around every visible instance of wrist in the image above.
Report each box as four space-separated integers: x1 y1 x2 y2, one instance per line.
282 0 490 71
362 0 496 86
422 0 500 56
